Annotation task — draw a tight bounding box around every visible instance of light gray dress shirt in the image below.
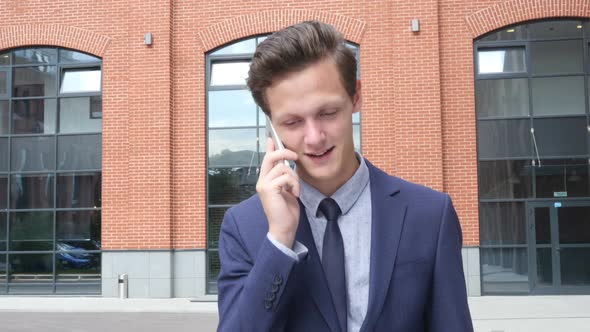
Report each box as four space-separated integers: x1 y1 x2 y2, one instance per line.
267 156 372 332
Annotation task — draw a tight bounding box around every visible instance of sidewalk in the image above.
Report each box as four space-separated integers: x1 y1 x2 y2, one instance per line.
0 295 588 332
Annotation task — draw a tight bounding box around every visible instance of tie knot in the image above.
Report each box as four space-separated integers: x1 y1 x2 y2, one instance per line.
318 198 341 222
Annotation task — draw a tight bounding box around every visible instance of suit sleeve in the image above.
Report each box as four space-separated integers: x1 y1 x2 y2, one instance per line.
217 208 298 332
426 195 474 332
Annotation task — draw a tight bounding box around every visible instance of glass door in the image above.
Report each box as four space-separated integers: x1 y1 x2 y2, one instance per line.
528 201 590 294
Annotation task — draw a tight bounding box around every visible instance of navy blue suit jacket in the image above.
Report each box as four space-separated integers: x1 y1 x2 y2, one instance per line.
217 160 473 331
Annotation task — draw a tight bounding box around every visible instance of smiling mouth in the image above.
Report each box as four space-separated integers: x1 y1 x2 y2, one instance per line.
305 146 335 158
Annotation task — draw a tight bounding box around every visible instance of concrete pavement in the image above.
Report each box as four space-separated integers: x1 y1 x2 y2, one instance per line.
0 295 588 331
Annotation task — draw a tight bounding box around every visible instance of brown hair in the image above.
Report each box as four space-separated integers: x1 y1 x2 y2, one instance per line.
247 20 357 116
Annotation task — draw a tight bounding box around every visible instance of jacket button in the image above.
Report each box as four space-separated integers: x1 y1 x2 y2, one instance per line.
264 300 272 310
265 292 276 301
273 275 283 285
271 284 279 292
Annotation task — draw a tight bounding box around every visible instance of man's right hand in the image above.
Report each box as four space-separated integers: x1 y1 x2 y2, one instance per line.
257 137 300 249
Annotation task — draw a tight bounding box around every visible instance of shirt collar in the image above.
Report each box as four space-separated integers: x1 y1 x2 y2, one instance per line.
300 153 370 217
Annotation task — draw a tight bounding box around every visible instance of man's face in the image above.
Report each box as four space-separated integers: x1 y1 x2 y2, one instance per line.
265 58 361 194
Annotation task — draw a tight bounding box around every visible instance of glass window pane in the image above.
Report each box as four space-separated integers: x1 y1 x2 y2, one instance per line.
536 247 553 286
208 207 229 248
211 39 256 56
476 78 529 118
9 211 53 251
0 176 7 209
481 247 529 294
0 138 7 171
208 90 257 127
352 112 360 123
0 69 7 96
59 97 102 133
8 253 53 285
353 124 360 153
12 99 57 134
536 159 589 198
257 36 268 44
534 117 588 157
479 25 527 42
59 50 100 64
535 207 551 245
210 62 250 86
560 248 590 286
558 206 590 244
478 119 531 159
13 66 57 97
60 68 101 94
57 134 102 170
0 101 8 135
0 254 6 285
207 250 220 293
208 167 258 205
14 48 57 65
531 40 583 75
478 160 532 199
480 202 526 245
9 174 54 209
478 48 526 74
532 76 585 116
0 51 10 65
11 136 55 172
56 251 100 283
57 173 101 208
0 212 6 251
529 20 583 39
57 210 101 246
208 129 257 166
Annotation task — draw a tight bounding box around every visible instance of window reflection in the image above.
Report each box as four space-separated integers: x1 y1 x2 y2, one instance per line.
57 173 102 208
13 66 57 97
11 136 55 172
60 68 101 94
12 99 57 134
478 48 526 74
208 167 258 205
57 134 102 170
481 247 529 294
535 159 589 198
208 129 258 166
9 174 54 209
208 90 257 127
210 62 250 86
479 160 532 199
9 211 53 251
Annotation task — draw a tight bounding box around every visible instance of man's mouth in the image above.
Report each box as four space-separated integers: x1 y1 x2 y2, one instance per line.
305 146 335 158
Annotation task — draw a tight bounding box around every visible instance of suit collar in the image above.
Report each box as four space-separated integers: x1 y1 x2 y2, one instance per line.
360 161 407 332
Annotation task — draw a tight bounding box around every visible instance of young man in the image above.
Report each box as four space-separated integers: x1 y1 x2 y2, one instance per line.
217 21 473 332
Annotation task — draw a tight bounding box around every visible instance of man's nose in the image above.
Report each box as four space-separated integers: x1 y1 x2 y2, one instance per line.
303 121 325 146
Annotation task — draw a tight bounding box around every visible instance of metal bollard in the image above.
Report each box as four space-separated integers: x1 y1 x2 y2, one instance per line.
118 273 128 299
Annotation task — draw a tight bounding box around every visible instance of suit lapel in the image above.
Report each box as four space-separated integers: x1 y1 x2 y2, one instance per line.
295 200 341 332
360 162 407 332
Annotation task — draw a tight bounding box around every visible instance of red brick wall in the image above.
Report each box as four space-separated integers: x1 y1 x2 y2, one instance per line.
2 0 585 250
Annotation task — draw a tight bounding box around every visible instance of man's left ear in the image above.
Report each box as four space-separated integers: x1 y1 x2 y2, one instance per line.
352 80 362 113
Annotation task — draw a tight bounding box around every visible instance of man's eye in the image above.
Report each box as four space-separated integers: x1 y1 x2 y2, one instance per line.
321 111 337 117
284 120 300 126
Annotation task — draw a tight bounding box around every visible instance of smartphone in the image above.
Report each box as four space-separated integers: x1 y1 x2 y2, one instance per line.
265 115 290 167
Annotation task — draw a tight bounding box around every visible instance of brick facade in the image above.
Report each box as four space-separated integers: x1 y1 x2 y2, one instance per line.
1 0 582 252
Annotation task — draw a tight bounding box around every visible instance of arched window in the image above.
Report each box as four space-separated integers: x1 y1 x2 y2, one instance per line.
0 47 102 295
475 19 590 295
205 37 360 293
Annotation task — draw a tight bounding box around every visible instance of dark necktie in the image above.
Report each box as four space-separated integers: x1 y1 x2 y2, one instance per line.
318 198 347 332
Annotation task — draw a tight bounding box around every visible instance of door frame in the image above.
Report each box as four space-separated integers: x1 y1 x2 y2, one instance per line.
527 199 590 295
